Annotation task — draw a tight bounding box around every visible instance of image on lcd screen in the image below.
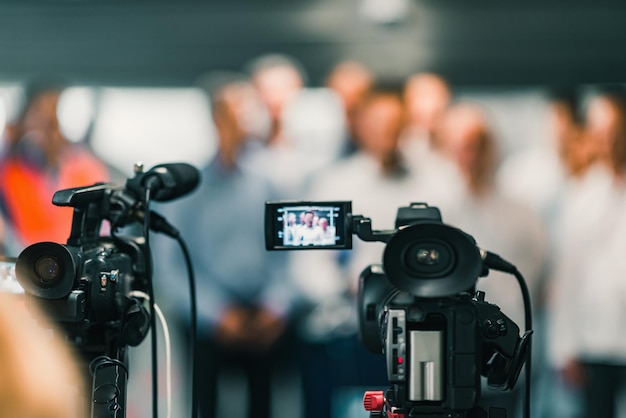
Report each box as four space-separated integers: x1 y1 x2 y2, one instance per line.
277 205 342 247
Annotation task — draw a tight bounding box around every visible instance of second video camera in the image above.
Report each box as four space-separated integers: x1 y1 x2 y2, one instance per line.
265 201 532 418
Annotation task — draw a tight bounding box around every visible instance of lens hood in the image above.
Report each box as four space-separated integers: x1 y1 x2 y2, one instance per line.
383 222 482 297
16 242 77 299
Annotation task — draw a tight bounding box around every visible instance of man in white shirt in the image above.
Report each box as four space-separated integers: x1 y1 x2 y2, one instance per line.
548 87 626 418
436 102 548 417
291 87 460 418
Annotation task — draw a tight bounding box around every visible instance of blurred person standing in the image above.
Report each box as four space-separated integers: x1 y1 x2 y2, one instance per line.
243 53 344 198
547 87 626 418
152 74 298 418
497 87 590 224
496 88 593 418
248 54 305 147
0 292 86 418
0 81 109 246
325 60 374 156
436 103 547 417
290 87 458 418
400 72 452 168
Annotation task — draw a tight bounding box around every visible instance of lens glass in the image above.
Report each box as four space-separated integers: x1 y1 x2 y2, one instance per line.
35 256 61 283
416 248 440 266
404 240 454 277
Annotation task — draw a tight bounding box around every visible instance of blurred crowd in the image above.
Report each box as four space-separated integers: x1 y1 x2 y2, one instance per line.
1 54 626 418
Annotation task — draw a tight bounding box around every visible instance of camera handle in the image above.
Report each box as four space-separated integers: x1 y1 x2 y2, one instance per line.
52 184 110 245
87 295 150 418
90 350 129 418
351 200 441 244
351 215 395 243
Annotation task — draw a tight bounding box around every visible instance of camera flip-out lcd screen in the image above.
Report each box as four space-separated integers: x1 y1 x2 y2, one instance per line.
265 201 352 250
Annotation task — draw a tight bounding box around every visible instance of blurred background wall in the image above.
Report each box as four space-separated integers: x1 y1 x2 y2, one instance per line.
0 0 623 173
0 0 623 87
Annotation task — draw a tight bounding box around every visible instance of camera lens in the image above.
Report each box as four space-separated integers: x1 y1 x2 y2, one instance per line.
16 242 76 299
405 241 454 277
416 248 440 266
35 256 61 283
384 222 483 297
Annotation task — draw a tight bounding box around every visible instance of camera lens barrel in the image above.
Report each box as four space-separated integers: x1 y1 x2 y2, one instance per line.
16 242 77 299
383 222 482 298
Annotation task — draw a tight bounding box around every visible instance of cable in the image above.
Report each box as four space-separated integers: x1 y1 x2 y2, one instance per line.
147 211 198 418
174 234 198 418
513 267 533 418
143 188 159 418
129 291 173 418
484 251 532 418
90 356 130 376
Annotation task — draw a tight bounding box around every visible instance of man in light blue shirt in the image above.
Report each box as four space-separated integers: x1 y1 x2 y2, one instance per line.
153 75 297 418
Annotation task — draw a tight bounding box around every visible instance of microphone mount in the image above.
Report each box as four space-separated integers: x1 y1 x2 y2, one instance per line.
51 162 198 247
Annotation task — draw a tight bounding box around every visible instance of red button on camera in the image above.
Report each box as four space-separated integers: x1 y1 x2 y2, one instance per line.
363 391 385 412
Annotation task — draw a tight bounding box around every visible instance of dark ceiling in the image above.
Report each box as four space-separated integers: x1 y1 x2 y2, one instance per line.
0 0 624 88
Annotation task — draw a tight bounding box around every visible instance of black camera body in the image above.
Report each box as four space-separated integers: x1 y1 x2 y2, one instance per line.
359 267 526 417
18 238 140 337
265 201 531 418
12 163 199 418
15 183 150 351
358 205 528 417
15 162 202 355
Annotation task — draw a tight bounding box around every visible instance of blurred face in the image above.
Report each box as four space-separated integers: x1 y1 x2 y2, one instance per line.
355 95 404 161
213 83 261 163
304 212 314 227
439 107 483 172
253 66 303 120
438 105 495 192
214 100 245 157
319 217 329 230
586 97 623 163
547 101 592 175
327 63 373 113
549 103 571 143
404 74 451 133
224 82 269 140
18 91 67 165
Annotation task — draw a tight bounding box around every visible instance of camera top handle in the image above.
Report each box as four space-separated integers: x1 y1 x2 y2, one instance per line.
352 202 444 244
52 183 117 247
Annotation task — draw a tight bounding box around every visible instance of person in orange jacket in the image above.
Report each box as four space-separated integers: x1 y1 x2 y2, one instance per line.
0 81 109 246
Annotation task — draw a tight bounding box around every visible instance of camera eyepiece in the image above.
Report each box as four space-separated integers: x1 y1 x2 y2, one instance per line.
16 242 77 299
383 222 482 298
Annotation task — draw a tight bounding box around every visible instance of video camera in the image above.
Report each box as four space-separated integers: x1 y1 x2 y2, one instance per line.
13 162 199 418
265 201 532 418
